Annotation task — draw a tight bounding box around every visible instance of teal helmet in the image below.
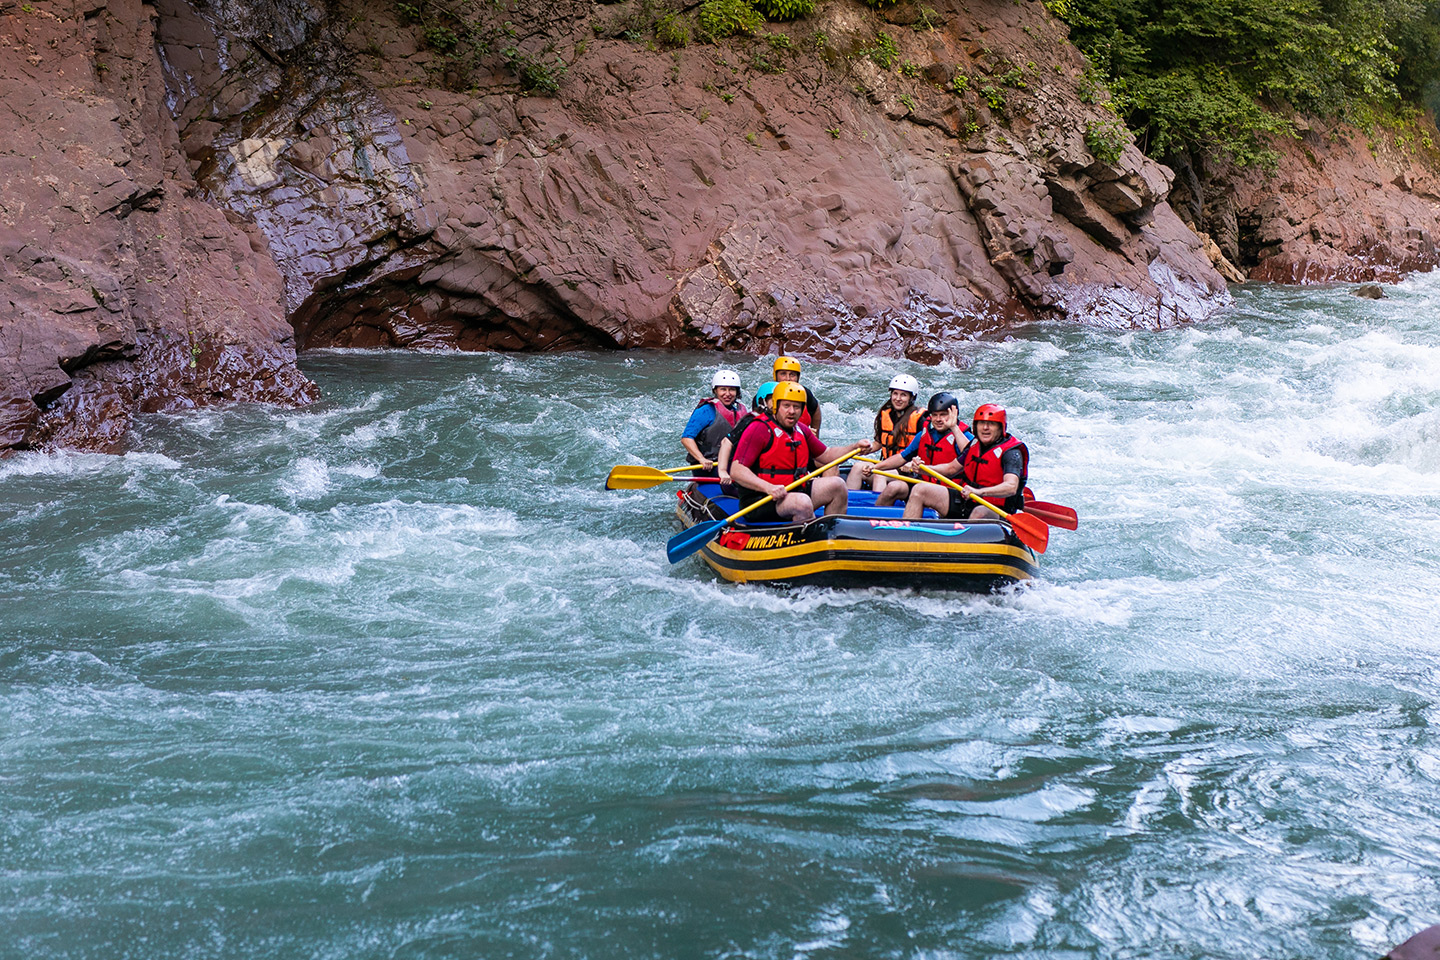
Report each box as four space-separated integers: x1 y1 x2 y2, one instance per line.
754 380 779 407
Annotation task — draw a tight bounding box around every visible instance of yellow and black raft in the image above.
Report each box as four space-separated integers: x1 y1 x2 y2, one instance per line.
673 481 1039 591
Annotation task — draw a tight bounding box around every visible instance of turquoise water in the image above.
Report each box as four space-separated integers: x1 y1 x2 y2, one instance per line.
4 278 1440 958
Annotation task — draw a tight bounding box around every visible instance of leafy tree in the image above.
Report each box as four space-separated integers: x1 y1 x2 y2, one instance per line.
1057 0 1440 164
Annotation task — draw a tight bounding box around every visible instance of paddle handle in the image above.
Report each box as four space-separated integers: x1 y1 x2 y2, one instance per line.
915 463 1016 519
721 446 866 528
871 469 920 484
663 464 711 474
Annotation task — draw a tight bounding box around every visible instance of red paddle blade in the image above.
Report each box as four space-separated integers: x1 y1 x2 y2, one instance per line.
1008 511 1050 553
1025 503 1078 530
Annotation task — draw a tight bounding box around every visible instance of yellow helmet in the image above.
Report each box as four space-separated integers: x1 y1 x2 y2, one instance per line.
771 382 809 407
773 356 803 376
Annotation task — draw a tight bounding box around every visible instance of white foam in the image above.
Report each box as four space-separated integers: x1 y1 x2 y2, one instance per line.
279 457 333 500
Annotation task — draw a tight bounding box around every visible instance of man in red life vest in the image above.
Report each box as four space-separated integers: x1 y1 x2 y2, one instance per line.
680 369 748 470
855 392 975 519
771 356 822 433
728 382 874 523
847 373 925 491
957 403 1029 520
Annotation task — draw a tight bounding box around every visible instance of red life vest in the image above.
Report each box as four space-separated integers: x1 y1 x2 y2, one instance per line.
739 419 810 486
875 405 925 458
914 426 961 465
959 435 1029 512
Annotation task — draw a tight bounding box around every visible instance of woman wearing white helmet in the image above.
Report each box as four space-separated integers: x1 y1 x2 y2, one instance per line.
681 368 749 470
847 373 926 491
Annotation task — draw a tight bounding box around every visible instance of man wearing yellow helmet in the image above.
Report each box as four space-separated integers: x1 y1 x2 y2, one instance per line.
728 382 874 522
771 356 822 433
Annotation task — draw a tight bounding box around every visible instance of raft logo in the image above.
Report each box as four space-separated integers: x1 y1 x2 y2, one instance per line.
743 532 797 549
868 520 970 535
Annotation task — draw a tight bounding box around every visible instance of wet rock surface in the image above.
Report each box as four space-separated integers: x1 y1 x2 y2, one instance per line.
0 0 316 452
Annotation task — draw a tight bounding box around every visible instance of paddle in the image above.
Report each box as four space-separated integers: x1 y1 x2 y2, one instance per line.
1025 501 1078 530
605 463 711 490
871 469 921 484
666 447 866 564
914 463 1049 554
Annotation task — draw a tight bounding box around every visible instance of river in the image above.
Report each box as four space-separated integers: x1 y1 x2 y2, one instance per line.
4 277 1440 958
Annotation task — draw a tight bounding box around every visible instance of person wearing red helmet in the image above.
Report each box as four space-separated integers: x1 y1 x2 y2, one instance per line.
956 403 1029 519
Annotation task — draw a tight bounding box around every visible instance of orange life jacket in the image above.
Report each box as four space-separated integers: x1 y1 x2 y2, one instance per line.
874 404 925 458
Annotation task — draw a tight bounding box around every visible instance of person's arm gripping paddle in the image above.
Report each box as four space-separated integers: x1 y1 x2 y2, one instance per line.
667 448 868 564
915 462 1049 553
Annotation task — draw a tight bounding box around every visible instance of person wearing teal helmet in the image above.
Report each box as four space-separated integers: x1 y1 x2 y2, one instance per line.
717 381 779 488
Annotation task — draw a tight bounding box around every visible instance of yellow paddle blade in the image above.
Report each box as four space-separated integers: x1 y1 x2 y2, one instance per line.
604 465 677 490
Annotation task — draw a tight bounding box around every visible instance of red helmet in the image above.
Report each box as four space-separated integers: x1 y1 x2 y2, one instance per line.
972 403 1007 430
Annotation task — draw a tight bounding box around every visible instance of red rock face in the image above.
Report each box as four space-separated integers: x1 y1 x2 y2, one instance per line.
153 0 1232 369
0 0 316 453
9 0 1440 453
1174 126 1440 283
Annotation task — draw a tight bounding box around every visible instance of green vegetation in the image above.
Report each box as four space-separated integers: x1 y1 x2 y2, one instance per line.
865 32 900 69
1053 0 1440 165
502 46 568 95
698 0 764 40
656 12 691 47
751 0 815 20
1084 117 1131 163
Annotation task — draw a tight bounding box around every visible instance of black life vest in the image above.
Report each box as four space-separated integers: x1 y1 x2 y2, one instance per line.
958 434 1029 512
689 396 748 462
874 404 925 458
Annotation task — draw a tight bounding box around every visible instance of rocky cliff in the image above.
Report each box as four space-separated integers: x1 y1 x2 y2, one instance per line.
3 0 1439 452
0 0 316 451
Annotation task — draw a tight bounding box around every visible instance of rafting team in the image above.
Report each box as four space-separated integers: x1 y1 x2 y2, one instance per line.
680 356 1027 526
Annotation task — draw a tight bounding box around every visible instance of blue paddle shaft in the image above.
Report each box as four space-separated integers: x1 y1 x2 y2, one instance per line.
666 447 864 564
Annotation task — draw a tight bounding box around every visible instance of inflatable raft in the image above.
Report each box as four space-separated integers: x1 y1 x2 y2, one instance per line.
674 481 1039 591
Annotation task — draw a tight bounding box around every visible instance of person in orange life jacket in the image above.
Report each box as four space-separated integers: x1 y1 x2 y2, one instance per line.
681 368 748 470
771 356 821 433
728 382 875 523
857 393 976 519
847 373 926 491
716 380 778 488
956 403 1029 520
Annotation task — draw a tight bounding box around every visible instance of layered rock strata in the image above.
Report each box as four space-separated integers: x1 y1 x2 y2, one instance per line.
0 0 315 452
1172 125 1440 283
7 0 1440 453
155 0 1230 370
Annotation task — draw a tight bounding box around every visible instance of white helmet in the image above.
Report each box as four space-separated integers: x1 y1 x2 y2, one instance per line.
712 368 742 388
889 374 920 396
